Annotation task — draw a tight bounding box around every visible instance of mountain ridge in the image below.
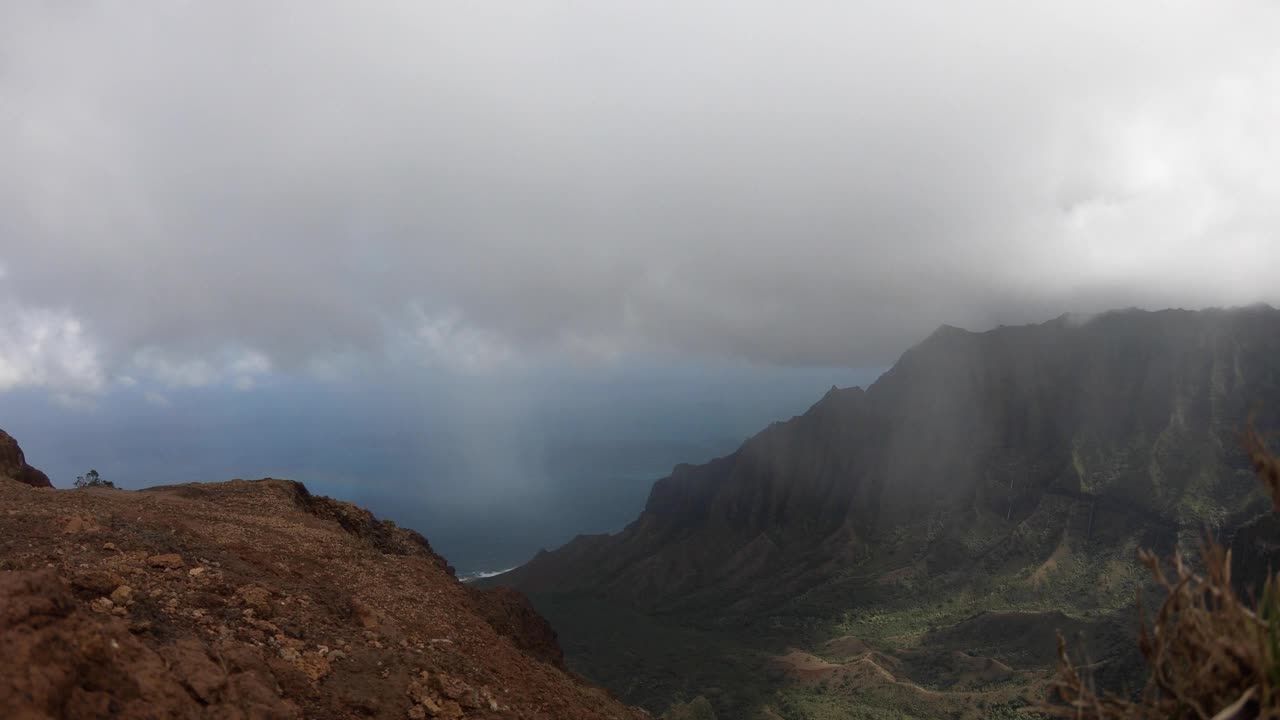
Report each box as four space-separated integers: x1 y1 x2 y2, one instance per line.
498 306 1280 608
486 305 1280 716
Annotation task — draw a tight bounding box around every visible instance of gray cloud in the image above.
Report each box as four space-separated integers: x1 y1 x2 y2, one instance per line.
3 1 1279 391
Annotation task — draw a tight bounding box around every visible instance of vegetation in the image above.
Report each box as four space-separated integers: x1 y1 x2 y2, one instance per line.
1045 421 1280 718
533 469 1160 719
659 696 719 720
505 310 1280 719
528 591 780 717
73 469 115 489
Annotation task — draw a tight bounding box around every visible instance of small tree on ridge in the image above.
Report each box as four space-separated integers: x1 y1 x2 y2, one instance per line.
74 469 114 489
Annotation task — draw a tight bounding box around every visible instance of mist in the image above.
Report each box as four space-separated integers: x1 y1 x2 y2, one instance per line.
4 1 1280 568
4 361 879 571
4 1 1280 400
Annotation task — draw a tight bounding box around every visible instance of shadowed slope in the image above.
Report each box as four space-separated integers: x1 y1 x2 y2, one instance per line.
497 307 1280 612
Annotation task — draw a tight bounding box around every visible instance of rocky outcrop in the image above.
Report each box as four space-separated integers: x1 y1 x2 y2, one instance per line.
143 478 450 564
1 568 302 719
0 428 52 488
0 476 644 720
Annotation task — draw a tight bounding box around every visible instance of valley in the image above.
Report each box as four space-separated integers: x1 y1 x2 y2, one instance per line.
3 306 1276 719
6 4 1277 716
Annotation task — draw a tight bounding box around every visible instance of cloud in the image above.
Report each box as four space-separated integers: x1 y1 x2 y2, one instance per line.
143 390 171 407
2 0 1279 391
128 347 272 390
404 306 516 374
0 303 105 396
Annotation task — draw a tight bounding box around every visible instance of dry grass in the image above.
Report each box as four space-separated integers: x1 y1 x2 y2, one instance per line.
1245 420 1280 514
1042 421 1280 719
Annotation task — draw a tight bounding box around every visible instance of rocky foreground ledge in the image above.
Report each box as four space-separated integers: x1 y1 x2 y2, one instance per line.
0 435 642 720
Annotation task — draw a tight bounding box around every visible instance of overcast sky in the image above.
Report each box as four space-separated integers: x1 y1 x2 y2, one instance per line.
3 2 1280 399
4 1 1279 570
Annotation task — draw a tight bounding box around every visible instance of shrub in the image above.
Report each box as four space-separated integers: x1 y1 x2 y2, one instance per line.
1043 420 1280 718
74 469 115 489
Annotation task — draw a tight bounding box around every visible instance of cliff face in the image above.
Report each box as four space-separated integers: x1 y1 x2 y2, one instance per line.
0 459 642 720
0 429 53 488
497 307 1280 609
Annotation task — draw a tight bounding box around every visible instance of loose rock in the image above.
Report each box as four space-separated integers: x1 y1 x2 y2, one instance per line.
147 553 184 569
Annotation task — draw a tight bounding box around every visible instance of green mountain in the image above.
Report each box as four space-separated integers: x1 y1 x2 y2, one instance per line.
488 307 1280 719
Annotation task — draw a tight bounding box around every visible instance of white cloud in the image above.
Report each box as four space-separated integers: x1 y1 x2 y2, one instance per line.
229 349 271 390
230 350 271 376
51 392 98 410
1 1 1279 376
0 304 278 400
143 390 172 407
129 349 220 388
407 307 516 374
128 346 273 390
0 304 105 396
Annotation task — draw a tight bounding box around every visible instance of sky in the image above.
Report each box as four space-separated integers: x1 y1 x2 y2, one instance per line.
3 1 1279 569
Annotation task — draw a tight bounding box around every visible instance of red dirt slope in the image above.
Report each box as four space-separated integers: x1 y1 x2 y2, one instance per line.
0 471 643 720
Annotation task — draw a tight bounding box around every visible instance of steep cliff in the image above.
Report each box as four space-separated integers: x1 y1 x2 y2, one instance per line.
483 308 1280 717
498 308 1280 612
